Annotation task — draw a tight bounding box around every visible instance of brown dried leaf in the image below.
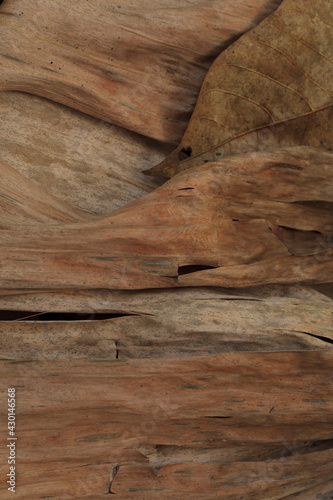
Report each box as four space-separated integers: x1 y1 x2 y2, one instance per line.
0 157 91 226
0 286 332 360
0 0 281 143
146 0 333 177
0 92 169 214
1 147 332 290
1 351 333 498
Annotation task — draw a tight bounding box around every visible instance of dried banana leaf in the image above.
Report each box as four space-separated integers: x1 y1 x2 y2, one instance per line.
1 350 332 498
0 0 281 142
0 92 169 213
1 147 332 290
0 285 332 360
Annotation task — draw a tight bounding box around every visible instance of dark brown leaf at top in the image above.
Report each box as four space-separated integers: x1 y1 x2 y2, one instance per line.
146 0 333 177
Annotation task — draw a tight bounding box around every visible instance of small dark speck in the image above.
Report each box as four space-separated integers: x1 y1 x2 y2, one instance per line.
204 159 209 163
216 152 222 156
50 61 53 64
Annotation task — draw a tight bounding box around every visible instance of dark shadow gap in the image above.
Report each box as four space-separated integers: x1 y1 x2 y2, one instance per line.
0 311 137 321
204 416 231 419
178 264 217 276
300 331 333 345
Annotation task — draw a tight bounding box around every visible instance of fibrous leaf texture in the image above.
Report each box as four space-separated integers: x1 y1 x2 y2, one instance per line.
0 0 333 498
0 0 281 143
1 147 332 289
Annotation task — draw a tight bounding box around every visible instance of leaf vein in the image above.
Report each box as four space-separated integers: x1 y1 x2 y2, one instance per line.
191 116 232 134
224 63 313 111
254 39 333 97
201 88 275 121
272 20 333 65
178 104 332 165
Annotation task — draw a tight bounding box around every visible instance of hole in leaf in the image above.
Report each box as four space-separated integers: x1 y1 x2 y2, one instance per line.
178 146 192 160
178 264 217 276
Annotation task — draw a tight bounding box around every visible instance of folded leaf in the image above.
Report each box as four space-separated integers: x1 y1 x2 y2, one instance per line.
1 147 332 289
0 0 281 142
0 157 90 226
0 92 169 213
2 351 333 498
146 0 333 177
1 286 332 360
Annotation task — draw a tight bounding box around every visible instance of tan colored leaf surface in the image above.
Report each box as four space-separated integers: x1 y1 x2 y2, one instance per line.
0 92 169 213
0 351 332 498
0 2 332 498
146 0 333 177
0 157 93 226
1 147 332 290
0 0 281 143
0 283 330 310
0 289 333 360
0 286 332 360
